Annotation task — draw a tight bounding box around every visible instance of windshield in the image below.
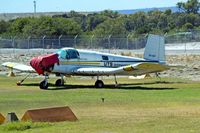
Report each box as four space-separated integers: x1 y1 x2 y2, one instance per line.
56 49 79 59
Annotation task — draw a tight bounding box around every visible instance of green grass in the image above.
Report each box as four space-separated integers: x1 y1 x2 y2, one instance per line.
0 75 200 133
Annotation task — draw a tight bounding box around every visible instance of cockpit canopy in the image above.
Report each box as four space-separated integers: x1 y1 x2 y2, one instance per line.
56 48 80 60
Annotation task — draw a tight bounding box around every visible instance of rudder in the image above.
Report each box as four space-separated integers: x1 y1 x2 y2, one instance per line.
144 34 165 64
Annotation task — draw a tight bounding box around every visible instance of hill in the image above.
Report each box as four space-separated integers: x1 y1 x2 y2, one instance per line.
117 6 179 14
0 12 65 21
0 7 179 21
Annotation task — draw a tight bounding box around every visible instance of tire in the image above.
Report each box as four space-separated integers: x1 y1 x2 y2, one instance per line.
39 80 48 90
55 79 64 86
95 80 104 88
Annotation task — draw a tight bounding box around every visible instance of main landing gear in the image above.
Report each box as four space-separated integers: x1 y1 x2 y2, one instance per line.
94 75 118 88
39 74 49 90
95 76 104 88
95 80 104 88
39 74 65 90
39 74 119 89
55 75 65 86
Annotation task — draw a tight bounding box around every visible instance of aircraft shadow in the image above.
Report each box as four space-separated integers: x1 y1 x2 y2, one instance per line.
21 81 178 91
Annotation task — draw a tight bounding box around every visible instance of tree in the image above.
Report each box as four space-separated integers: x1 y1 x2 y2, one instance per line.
9 17 31 36
22 17 82 37
164 9 172 15
177 0 200 14
3 6 200 38
125 12 148 33
183 22 194 30
0 20 10 34
101 10 119 18
53 18 82 36
93 18 127 37
86 13 107 31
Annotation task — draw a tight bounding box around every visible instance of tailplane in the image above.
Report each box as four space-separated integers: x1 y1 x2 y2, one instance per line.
144 34 165 64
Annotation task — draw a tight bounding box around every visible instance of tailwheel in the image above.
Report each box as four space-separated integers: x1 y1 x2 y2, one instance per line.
39 80 48 90
55 79 64 86
95 80 104 88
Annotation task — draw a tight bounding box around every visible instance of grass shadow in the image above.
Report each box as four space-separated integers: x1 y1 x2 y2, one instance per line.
21 80 178 91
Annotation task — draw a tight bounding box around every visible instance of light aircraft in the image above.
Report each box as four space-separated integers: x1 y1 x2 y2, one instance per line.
2 34 169 89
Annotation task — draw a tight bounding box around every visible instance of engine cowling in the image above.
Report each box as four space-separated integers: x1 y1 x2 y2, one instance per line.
30 53 59 75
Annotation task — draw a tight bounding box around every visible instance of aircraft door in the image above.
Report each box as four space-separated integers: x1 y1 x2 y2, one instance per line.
65 49 80 65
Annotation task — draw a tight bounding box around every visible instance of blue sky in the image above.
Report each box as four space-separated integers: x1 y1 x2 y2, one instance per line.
0 0 187 13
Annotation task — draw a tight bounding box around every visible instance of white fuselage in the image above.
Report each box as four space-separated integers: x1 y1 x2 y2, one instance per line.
52 48 150 75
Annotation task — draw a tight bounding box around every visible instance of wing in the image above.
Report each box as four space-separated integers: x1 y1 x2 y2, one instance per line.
73 63 169 76
2 62 35 73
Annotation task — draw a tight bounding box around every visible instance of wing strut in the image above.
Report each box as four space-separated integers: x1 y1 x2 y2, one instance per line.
16 73 31 86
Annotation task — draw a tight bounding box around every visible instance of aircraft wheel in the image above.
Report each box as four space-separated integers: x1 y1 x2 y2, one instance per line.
39 80 48 90
55 79 64 86
95 80 104 88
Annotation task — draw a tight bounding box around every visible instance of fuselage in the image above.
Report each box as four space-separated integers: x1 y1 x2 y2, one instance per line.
52 48 152 75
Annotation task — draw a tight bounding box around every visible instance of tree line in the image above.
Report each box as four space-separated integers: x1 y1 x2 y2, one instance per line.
0 0 200 38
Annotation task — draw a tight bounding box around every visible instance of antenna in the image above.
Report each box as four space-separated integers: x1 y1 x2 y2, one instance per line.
33 1 36 14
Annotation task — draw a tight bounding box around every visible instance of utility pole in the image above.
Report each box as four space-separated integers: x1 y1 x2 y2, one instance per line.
33 1 36 14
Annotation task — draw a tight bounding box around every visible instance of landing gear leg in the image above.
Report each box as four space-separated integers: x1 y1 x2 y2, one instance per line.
55 75 65 86
155 73 161 80
95 76 104 88
16 73 31 86
114 75 118 87
39 74 49 90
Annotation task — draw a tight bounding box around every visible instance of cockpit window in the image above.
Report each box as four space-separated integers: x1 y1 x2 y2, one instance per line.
66 49 79 59
56 49 80 60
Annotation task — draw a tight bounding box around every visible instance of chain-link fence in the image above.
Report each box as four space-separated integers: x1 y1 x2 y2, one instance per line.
1 32 200 54
0 35 147 49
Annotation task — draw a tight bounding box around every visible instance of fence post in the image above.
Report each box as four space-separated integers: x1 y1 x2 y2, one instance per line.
90 35 94 49
126 34 130 49
74 35 78 48
12 36 16 55
59 35 62 48
42 35 46 53
28 36 31 53
108 34 112 53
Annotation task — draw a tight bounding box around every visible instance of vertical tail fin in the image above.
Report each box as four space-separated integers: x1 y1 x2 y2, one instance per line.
144 34 165 64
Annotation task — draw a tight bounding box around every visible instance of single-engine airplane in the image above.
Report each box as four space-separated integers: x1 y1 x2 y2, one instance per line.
2 34 169 89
